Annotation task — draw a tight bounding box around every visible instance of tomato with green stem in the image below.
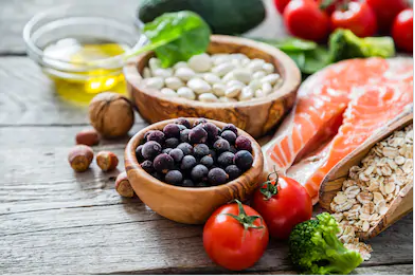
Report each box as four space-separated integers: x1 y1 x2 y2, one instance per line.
251 170 312 240
203 200 269 271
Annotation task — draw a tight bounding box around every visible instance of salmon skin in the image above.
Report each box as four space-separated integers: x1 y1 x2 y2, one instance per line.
263 58 413 204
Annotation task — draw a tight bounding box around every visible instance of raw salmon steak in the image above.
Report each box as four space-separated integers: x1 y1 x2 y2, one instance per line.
264 57 413 203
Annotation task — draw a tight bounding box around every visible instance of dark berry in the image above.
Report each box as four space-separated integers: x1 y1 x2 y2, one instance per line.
165 137 179 148
217 152 235 168
189 127 208 144
153 153 174 173
208 168 229 185
201 123 218 141
163 124 180 138
165 170 183 185
235 136 252 152
144 130 154 141
152 172 164 181
209 150 217 161
175 118 191 129
177 143 193 155
141 160 154 173
162 148 173 154
194 144 210 158
193 118 208 127
229 146 237 154
169 148 184 163
191 164 209 182
213 138 230 153
135 145 145 162
182 178 195 187
225 165 242 180
222 124 238 135
234 150 253 171
200 155 214 167
180 129 191 143
147 130 165 144
216 127 222 136
221 130 237 144
178 124 187 131
142 141 162 160
195 182 209 187
181 155 197 170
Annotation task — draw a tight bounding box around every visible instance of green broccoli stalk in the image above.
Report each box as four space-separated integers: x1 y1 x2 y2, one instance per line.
329 29 395 63
289 213 363 275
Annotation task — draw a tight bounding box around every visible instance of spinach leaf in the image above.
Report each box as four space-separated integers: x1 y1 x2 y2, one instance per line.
250 37 317 51
302 46 331 74
127 11 211 67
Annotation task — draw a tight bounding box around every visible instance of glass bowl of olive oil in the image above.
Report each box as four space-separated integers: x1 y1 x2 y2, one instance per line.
23 4 144 104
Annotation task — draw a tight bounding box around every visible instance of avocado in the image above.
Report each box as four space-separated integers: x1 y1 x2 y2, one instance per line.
138 0 266 35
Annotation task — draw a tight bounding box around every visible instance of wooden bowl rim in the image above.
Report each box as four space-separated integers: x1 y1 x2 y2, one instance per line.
123 34 301 108
125 118 264 194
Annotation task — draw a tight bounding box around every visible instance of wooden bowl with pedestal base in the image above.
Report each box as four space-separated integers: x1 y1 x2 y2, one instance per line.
124 118 264 224
124 35 301 139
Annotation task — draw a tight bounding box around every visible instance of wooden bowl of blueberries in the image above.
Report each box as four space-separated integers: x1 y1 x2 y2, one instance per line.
124 35 301 138
125 117 264 224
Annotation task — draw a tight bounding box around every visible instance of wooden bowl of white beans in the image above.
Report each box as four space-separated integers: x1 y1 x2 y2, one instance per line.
124 35 301 138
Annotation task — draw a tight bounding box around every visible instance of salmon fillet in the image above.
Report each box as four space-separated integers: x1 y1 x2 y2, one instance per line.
264 57 413 203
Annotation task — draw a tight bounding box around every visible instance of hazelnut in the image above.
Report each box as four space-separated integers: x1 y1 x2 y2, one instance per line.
96 151 119 172
76 129 100 146
68 145 94 172
115 171 135 198
89 92 135 138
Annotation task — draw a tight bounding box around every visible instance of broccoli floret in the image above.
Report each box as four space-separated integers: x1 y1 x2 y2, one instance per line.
289 213 363 275
329 29 395 63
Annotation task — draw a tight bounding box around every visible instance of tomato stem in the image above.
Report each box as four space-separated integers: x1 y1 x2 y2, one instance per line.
259 166 279 200
226 200 263 230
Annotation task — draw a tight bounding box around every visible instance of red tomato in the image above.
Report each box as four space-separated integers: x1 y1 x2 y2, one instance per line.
283 0 330 42
366 0 408 32
331 1 377 37
316 0 343 15
203 200 269 271
392 9 413 53
274 0 291 14
251 171 312 240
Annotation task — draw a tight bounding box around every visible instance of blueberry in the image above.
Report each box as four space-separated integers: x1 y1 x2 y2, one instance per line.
180 129 191 143
201 123 218 142
225 165 242 180
200 155 214 167
141 160 154 173
213 138 230 153
142 141 162 160
208 168 229 185
229 146 237 154
153 153 174 173
152 172 164 181
209 149 217 161
194 144 210 158
216 127 222 136
162 148 173 154
217 152 235 168
165 137 179 148
165 170 183 185
174 118 191 129
181 155 197 170
234 150 253 171
144 130 154 141
191 164 209 182
193 118 208 127
182 178 195 187
135 145 145 162
177 143 193 155
235 136 252 152
189 127 208 144
163 124 181 139
169 148 184 163
221 130 237 144
146 130 165 144
222 124 238 135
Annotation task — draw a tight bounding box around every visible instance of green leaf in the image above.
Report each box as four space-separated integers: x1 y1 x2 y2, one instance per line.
284 51 306 70
303 46 331 74
251 37 317 52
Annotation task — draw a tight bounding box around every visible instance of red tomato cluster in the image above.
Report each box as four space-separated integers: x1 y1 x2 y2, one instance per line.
203 171 312 271
273 0 413 52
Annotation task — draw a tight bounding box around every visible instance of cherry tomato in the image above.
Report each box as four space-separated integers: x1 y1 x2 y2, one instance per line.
283 0 330 42
331 1 377 37
366 0 408 32
273 0 291 14
251 171 312 240
392 9 413 53
316 0 343 15
203 200 269 271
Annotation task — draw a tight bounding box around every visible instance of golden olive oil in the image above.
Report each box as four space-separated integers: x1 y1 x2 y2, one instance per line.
43 37 129 104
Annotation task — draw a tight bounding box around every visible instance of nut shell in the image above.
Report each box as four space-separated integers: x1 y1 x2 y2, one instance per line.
96 151 119 172
115 171 135 198
76 129 100 146
89 92 134 138
68 145 94 172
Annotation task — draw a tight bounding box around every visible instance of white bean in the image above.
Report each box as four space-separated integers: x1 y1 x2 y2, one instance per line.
226 79 245 88
255 89 267 98
239 86 254 101
262 82 272 95
231 53 248 60
199 93 218 102
232 69 251 84
175 67 196 81
261 73 281 85
252 71 267 80
165 77 184 90
152 68 173 78
212 83 226 96
143 77 164 89
187 78 211 94
219 96 238 103
262 63 274 74
231 59 242 67
177 87 196 100
188 53 212 73
225 85 242 98
222 71 235 82
173 61 188 70
248 58 265 72
248 79 261 90
212 63 235 77
160 88 177 98
241 59 251 67
212 54 231 65
143 67 152 78
203 73 222 84
149 58 161 71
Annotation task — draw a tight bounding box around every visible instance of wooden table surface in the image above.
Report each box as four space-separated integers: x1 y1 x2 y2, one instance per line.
0 0 413 274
